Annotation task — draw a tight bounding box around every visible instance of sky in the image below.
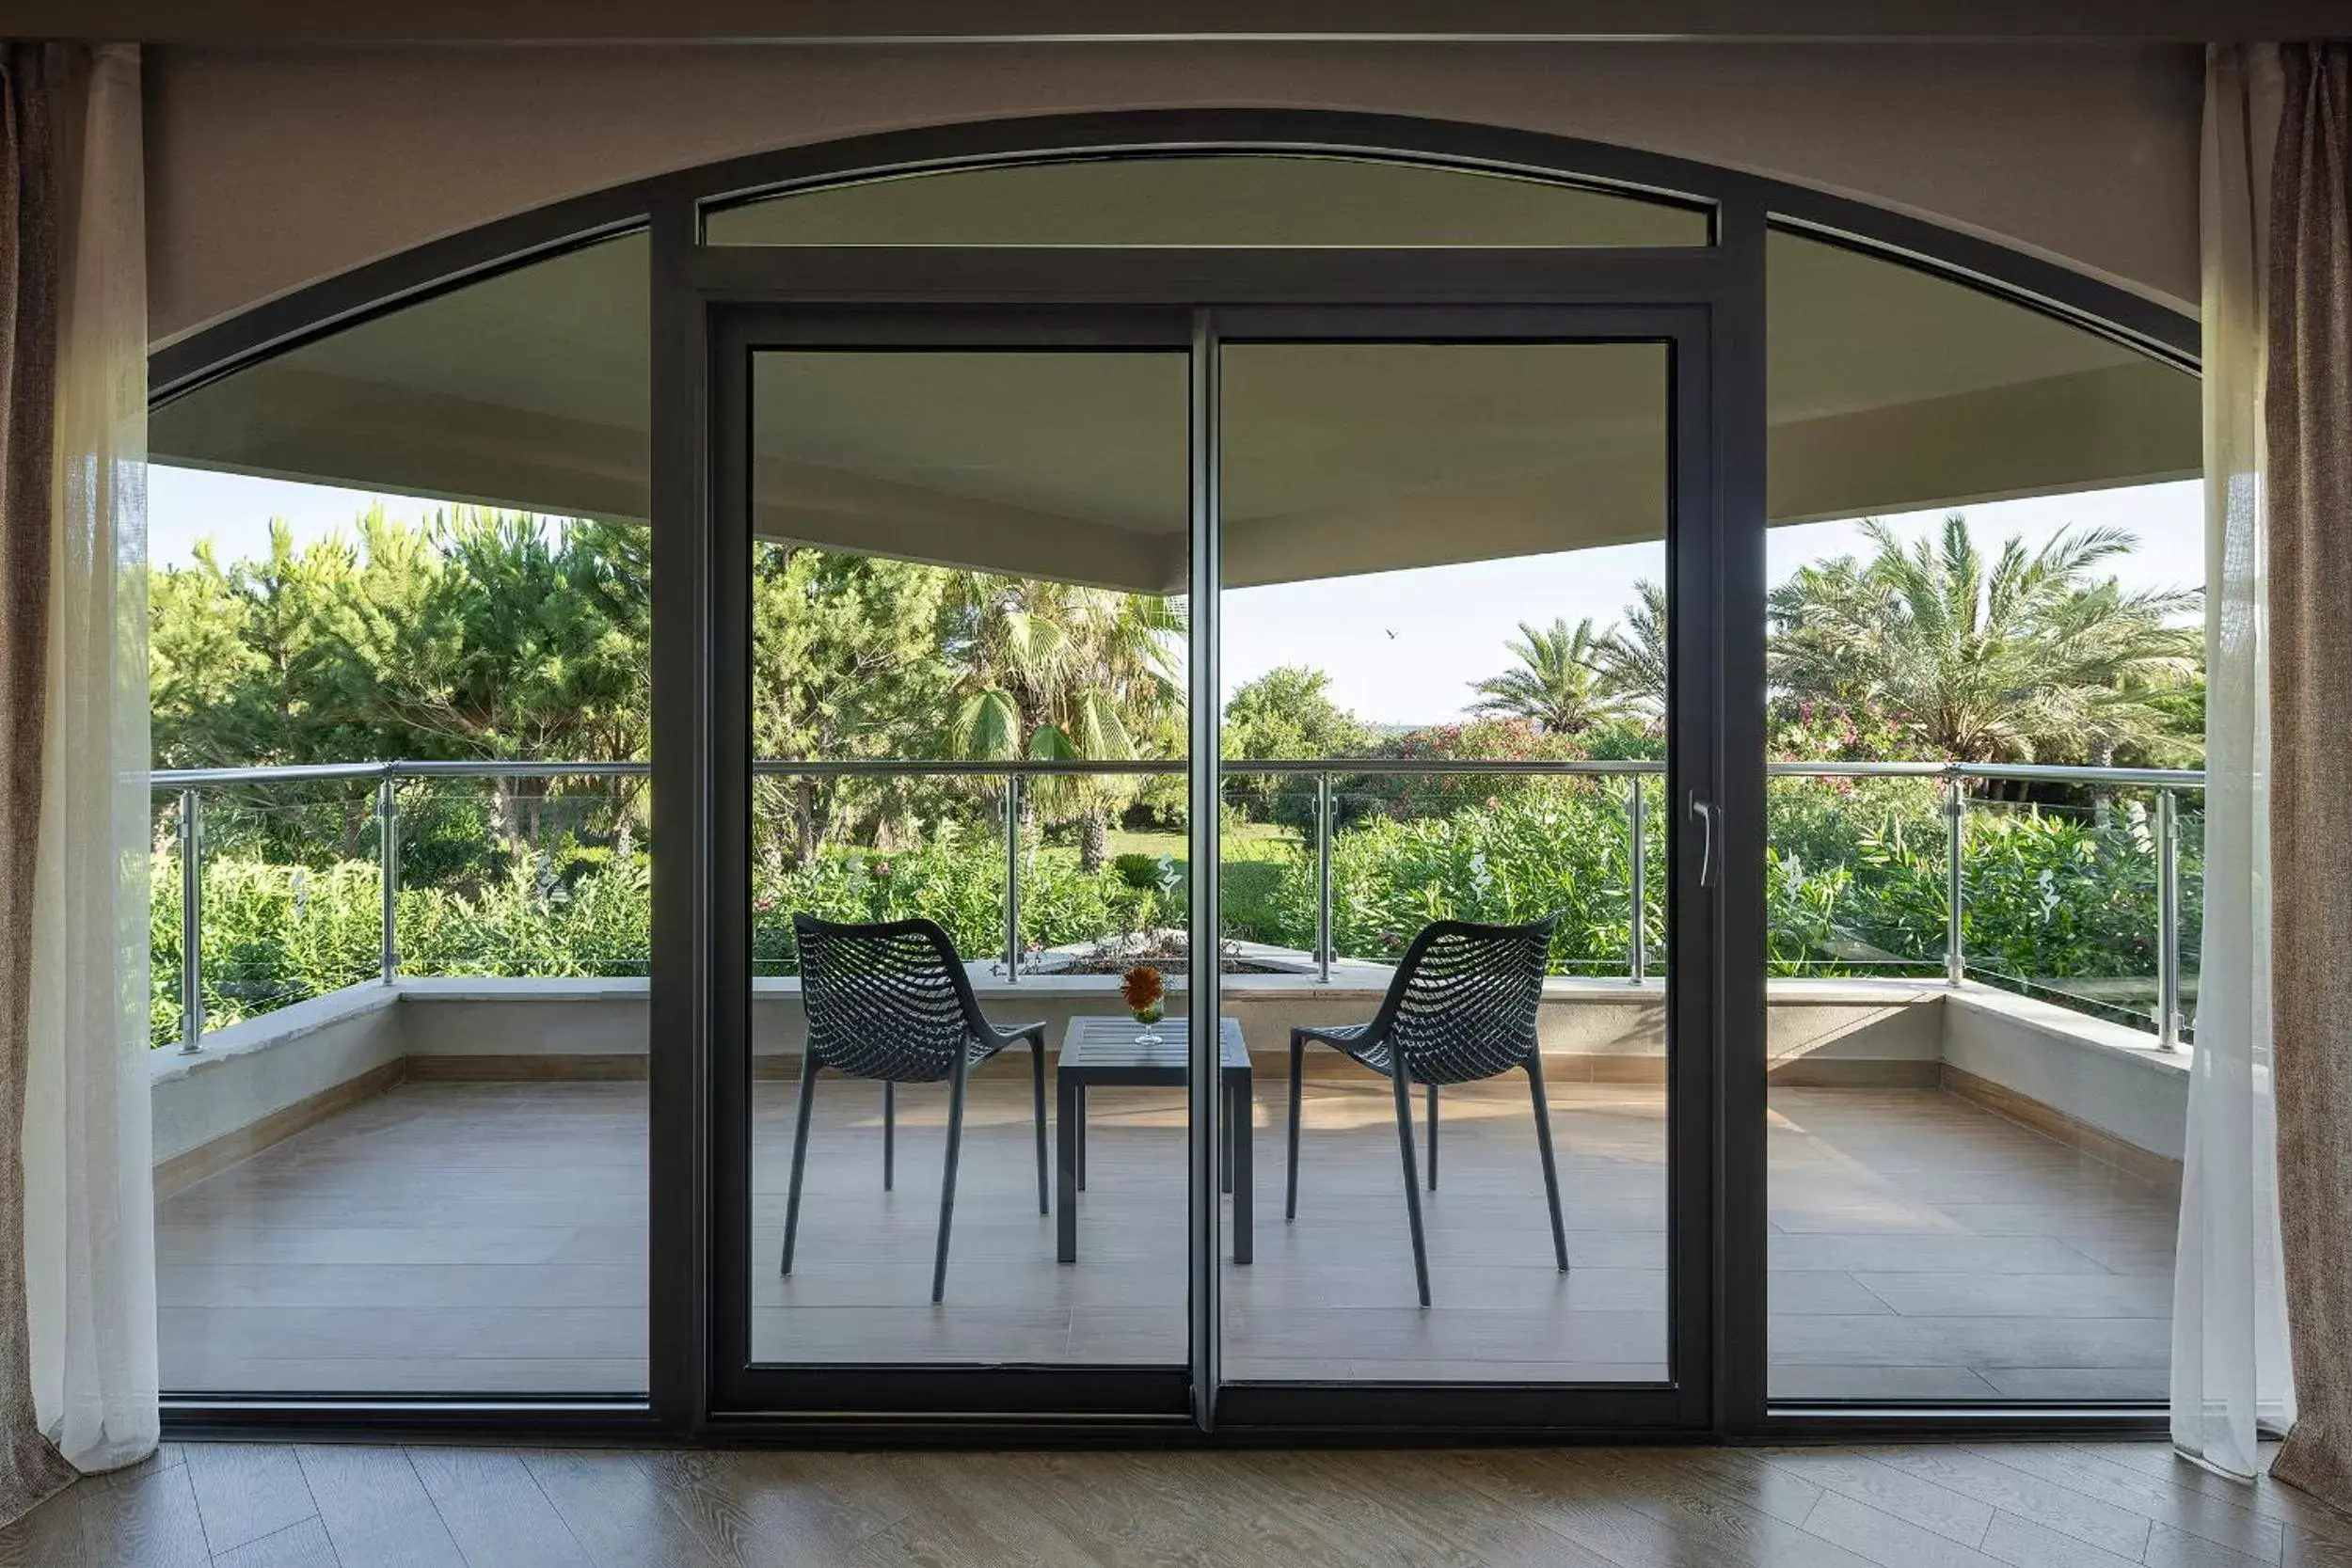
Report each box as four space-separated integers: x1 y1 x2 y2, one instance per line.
1223 481 2205 724
151 465 2202 729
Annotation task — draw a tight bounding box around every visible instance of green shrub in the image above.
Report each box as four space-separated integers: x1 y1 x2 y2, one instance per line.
1237 779 1653 974
745 826 1150 972
1111 851 1171 891
151 785 2201 1045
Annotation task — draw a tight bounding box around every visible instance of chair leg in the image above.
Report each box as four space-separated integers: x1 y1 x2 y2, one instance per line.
882 1080 895 1192
1527 1051 1568 1273
781 1051 818 1275
1390 1060 1431 1308
1427 1082 1439 1190
1030 1036 1049 1216
1285 1032 1305 1221
932 1048 971 1304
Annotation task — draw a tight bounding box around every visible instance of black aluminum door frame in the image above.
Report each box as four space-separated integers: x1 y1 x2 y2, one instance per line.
704 304 1200 1425
683 245 1764 1438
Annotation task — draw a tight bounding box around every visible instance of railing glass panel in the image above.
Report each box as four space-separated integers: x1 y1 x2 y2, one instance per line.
389 771 651 984
1960 787 2175 1032
150 778 385 1045
151 758 2203 1050
748 768 1012 977
1763 770 1948 980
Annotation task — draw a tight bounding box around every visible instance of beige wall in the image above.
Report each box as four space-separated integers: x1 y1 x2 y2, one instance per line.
146 40 2201 345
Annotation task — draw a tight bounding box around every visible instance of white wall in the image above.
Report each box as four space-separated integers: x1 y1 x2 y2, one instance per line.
1943 988 2190 1164
148 985 401 1166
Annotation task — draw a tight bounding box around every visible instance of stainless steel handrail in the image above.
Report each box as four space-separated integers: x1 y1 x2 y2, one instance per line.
153 755 2209 786
1949 761 2205 788
158 762 393 787
1240 758 1663 777
152 754 2205 1053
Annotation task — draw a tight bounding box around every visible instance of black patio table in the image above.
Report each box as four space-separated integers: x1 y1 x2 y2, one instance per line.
1056 1015 1252 1265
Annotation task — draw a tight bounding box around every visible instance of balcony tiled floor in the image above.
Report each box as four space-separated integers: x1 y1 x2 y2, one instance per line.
156 1070 2176 1400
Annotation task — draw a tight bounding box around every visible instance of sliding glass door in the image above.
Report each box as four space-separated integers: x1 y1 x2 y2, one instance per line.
702 299 1726 1431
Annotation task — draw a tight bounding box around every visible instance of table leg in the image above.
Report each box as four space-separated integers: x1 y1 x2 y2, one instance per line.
1076 1085 1088 1191
1231 1069 1253 1265
1057 1069 1079 1264
1220 1079 1234 1196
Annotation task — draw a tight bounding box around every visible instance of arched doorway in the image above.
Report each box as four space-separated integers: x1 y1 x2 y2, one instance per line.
148 111 2197 1441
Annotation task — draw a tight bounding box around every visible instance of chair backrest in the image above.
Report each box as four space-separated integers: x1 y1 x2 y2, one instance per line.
1369 914 1558 1085
792 914 982 1082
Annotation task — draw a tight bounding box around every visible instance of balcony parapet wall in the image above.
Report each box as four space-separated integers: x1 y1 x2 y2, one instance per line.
151 974 2183 1198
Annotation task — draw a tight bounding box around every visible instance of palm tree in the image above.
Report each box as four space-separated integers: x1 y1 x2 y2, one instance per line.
1768 515 2200 766
944 576 1185 869
1468 617 1629 736
1596 579 1669 716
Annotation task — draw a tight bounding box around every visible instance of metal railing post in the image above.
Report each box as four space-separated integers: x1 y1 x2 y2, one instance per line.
2157 787 2182 1049
378 773 401 984
179 787 203 1053
1627 775 1647 983
1944 772 1965 987
1004 772 1022 982
1315 772 1333 984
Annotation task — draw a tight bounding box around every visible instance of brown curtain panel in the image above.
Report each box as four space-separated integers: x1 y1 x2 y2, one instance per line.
0 40 77 1526
2269 40 2352 1512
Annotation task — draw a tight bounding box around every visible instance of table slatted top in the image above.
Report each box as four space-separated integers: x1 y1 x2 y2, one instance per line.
1060 1015 1248 1072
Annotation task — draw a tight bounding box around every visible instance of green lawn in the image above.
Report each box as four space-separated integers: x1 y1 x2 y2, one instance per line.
1037 822 1302 942
1104 821 1297 862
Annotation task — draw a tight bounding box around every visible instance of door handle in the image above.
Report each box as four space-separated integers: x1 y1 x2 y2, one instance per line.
1690 794 1718 889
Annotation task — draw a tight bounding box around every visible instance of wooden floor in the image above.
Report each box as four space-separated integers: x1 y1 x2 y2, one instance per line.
155 1070 2176 1399
11 1437 2337 1568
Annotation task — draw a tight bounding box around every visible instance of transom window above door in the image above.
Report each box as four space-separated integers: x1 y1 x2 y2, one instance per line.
703 151 1711 246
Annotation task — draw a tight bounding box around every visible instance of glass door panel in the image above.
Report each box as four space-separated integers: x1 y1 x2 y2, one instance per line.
736 342 1194 1382
1216 336 1682 1394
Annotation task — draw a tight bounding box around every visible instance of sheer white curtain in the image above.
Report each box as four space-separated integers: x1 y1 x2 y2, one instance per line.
2172 41 2295 1481
20 41 154 1473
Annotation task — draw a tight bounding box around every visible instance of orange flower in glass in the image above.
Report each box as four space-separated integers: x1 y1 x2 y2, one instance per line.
1120 963 1164 1012
1120 963 1166 1033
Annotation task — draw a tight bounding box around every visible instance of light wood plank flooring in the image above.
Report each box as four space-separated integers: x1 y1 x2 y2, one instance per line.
12 1438 2331 1568
154 1070 2176 1399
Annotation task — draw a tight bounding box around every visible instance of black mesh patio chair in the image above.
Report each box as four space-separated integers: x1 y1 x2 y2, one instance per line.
782 913 1049 1303
1285 913 1566 1307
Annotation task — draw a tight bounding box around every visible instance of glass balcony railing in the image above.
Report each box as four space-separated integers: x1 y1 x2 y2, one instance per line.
149 757 2205 1053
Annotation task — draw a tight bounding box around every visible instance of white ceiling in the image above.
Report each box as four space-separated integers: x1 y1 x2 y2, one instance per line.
152 164 2197 591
